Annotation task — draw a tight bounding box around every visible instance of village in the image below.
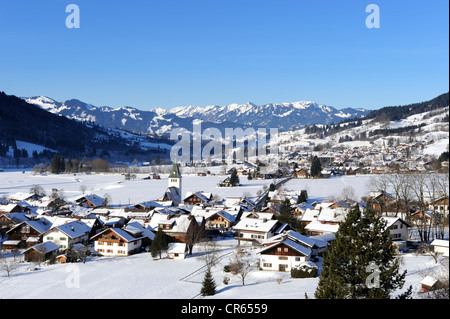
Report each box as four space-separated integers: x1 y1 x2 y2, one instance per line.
0 161 448 298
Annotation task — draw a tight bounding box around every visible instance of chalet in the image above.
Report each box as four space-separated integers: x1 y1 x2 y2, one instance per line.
91 227 145 257
295 168 308 179
22 241 60 263
304 220 339 236
123 221 155 248
75 194 104 208
233 218 288 246
42 220 90 250
369 190 395 212
258 234 312 272
191 206 239 231
381 217 410 241
0 204 24 214
0 212 36 234
162 214 206 243
429 194 449 216
5 218 52 249
183 192 213 206
7 192 44 203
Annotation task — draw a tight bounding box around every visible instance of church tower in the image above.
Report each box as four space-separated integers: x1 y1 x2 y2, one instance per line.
168 162 182 197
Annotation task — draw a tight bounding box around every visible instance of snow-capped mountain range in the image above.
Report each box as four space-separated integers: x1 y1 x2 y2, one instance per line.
24 96 369 135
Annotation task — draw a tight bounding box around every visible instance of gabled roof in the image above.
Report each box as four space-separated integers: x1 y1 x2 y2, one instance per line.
22 241 59 255
7 218 52 235
258 238 311 257
233 218 280 233
90 227 141 243
44 220 90 239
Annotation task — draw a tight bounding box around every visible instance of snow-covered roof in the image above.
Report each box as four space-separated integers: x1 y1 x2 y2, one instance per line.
22 241 59 254
167 242 187 254
233 218 280 233
304 220 339 234
431 239 449 248
46 220 90 239
258 237 311 257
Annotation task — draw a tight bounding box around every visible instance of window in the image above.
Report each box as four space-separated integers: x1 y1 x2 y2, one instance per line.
60 237 66 241
277 247 282 252
278 256 288 260
21 225 30 233
47 237 53 240
263 263 272 268
284 248 289 252
98 241 104 245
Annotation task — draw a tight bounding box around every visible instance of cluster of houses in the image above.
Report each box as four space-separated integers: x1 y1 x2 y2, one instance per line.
280 141 448 178
1 162 448 275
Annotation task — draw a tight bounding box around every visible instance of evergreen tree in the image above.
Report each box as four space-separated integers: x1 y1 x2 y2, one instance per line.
315 205 411 299
297 190 308 204
310 156 322 178
229 169 240 187
278 198 297 229
200 269 217 296
150 227 168 259
50 154 61 174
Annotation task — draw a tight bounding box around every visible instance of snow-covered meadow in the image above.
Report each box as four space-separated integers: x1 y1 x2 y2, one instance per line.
0 170 447 299
0 237 443 299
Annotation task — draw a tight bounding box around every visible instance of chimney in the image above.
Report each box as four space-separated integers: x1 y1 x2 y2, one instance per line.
71 226 75 232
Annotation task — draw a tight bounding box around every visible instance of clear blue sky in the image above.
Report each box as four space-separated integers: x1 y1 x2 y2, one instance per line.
0 0 448 110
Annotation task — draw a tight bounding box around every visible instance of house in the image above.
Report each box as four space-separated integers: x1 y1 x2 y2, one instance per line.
381 217 410 241
167 242 188 260
428 194 449 216
5 218 52 248
0 212 36 235
0 203 24 214
295 168 308 179
233 218 288 246
41 220 91 250
160 214 206 243
304 220 340 236
258 234 312 272
90 227 146 257
368 190 395 212
191 206 239 231
22 241 60 263
7 192 44 203
123 221 155 248
75 194 104 208
183 192 213 206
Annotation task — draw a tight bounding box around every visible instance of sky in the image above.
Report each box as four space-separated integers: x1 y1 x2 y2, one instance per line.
0 0 448 111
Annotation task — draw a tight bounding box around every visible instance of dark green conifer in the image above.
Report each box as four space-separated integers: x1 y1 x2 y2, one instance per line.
200 269 217 296
315 205 411 299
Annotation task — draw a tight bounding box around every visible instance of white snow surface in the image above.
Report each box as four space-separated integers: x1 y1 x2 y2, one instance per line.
0 171 446 299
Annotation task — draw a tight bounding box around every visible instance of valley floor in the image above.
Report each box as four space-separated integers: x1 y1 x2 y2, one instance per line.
0 170 447 299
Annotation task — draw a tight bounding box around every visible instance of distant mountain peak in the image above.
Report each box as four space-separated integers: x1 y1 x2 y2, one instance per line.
23 96 370 135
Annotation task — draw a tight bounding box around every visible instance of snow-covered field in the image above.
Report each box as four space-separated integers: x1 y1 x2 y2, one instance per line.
0 170 375 206
0 239 444 299
0 170 447 299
